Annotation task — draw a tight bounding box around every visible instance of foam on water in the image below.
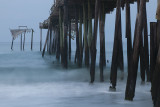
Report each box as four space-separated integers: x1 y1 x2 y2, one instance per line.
0 43 153 107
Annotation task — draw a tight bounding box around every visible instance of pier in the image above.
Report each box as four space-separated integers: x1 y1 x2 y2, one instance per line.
10 26 34 51
39 0 160 106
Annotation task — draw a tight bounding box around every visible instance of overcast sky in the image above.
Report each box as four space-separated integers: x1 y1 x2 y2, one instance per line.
0 0 52 43
0 0 157 43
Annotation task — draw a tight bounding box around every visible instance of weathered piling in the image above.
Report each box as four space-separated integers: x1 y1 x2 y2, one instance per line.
157 21 160 49
75 6 80 66
42 29 49 57
49 26 52 54
125 0 132 100
152 46 160 106
23 32 26 51
79 7 83 67
103 36 106 67
90 0 99 83
143 1 150 82
11 38 14 50
56 28 60 60
150 22 157 82
63 0 68 68
51 28 55 54
59 7 64 64
125 0 145 101
69 19 71 61
110 0 122 89
21 34 22 51
139 26 145 82
99 2 105 82
40 28 42 51
151 3 160 105
47 30 49 52
31 29 33 51
83 1 89 67
88 0 92 48
139 0 145 82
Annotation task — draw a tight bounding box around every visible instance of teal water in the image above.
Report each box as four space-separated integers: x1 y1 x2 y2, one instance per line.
0 42 152 107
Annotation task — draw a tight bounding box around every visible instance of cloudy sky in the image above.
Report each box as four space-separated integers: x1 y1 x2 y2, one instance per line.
0 0 157 43
0 0 52 43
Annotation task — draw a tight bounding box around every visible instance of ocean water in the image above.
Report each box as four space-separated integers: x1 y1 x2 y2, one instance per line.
0 42 153 107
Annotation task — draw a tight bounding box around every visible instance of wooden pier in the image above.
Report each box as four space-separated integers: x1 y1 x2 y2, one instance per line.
39 0 160 106
10 26 34 51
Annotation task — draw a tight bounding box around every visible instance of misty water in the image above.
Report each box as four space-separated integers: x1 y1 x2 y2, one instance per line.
0 42 153 107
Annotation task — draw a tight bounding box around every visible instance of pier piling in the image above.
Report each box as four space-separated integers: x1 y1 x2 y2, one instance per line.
39 0 159 104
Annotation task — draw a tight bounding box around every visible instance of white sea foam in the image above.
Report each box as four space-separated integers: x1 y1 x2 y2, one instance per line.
0 43 153 107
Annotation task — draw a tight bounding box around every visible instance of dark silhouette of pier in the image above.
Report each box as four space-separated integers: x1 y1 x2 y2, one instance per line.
39 0 160 106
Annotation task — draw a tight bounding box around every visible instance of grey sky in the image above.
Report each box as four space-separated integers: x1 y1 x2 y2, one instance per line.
0 0 52 43
0 0 157 43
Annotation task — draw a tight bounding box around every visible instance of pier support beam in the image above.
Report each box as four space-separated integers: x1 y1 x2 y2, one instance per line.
21 34 22 51
99 2 105 82
69 19 71 61
56 28 60 60
31 29 33 51
125 0 145 101
151 20 160 106
63 0 68 68
90 0 99 83
11 37 14 50
125 0 132 99
140 26 145 82
150 22 157 82
42 28 49 57
75 5 80 66
83 1 89 67
40 29 42 51
59 7 64 64
23 32 26 51
143 1 150 82
110 0 123 89
88 0 92 48
152 46 160 106
52 28 55 54
79 7 83 67
49 26 52 54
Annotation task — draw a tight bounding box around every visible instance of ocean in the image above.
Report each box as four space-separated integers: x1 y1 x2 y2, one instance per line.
0 42 153 107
